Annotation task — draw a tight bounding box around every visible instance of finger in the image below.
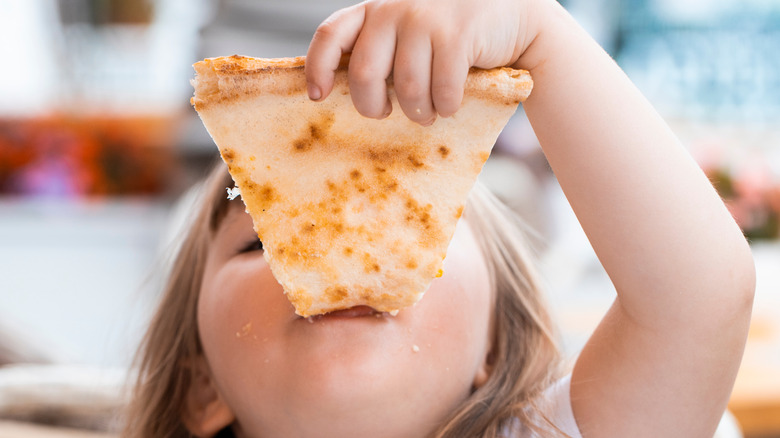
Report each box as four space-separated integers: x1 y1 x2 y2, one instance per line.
431 41 469 118
393 31 436 125
347 17 397 119
305 4 366 101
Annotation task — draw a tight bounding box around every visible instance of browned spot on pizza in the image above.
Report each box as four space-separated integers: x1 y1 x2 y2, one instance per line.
366 148 392 165
455 205 464 219
472 151 492 172
238 179 280 217
324 286 349 303
276 230 333 268
351 172 369 192
309 115 332 140
379 293 393 303
438 146 450 159
365 146 429 171
403 197 443 248
242 179 257 191
222 148 235 162
274 243 301 264
344 247 354 256
258 184 278 206
293 139 308 151
249 155 256 161
226 164 240 176
363 169 400 202
292 111 335 152
362 252 381 273
407 154 425 168
287 289 312 315
406 259 419 269
405 198 433 230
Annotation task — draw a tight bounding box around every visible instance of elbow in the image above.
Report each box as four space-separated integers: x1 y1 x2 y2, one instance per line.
720 237 756 323
736 246 756 315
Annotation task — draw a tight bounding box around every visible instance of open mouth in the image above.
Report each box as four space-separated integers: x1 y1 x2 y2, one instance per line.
303 305 396 322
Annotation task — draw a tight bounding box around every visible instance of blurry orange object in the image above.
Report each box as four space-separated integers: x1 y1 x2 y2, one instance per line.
0 115 178 197
704 161 780 240
729 314 780 438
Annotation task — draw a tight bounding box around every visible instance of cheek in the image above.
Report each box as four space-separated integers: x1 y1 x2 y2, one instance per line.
426 258 491 349
411 226 493 384
200 258 285 336
197 256 291 400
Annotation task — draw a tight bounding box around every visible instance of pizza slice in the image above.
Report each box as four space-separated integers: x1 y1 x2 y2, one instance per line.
191 55 532 317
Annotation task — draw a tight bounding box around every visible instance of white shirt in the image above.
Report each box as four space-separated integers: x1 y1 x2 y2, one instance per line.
503 374 582 438
506 374 741 438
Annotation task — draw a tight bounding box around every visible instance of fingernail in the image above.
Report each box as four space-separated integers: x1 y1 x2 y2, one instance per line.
381 105 392 119
421 116 436 127
308 83 321 101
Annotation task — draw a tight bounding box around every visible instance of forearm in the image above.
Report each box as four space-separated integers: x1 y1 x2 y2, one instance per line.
516 3 755 435
517 0 754 326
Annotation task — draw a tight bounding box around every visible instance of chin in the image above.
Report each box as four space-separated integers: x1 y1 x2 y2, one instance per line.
256 349 466 438
291 342 412 399
245 382 449 438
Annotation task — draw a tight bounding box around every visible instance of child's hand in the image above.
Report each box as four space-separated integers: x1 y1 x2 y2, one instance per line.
305 0 543 125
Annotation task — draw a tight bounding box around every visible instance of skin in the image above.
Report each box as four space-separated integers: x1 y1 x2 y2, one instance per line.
304 0 756 437
197 204 492 438
186 0 755 436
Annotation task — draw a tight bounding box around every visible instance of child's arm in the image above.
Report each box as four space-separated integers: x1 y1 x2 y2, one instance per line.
306 0 755 436
518 3 755 437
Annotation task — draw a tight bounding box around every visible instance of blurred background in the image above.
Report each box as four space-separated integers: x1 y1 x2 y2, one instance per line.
0 0 778 436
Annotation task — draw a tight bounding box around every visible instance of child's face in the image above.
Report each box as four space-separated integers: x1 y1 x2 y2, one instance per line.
197 204 493 437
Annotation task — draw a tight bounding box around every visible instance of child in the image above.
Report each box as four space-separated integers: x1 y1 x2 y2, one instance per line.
125 0 755 436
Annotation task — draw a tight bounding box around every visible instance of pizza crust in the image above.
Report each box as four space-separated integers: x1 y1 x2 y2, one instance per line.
192 55 531 110
192 55 531 317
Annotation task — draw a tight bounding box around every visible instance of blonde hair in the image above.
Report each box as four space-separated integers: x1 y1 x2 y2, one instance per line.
124 161 564 438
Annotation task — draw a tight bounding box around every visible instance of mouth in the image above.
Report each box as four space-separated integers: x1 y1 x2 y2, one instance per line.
303 305 395 322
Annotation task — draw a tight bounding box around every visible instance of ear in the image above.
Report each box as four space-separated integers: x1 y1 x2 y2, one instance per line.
181 356 236 438
473 344 496 389
473 360 492 389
